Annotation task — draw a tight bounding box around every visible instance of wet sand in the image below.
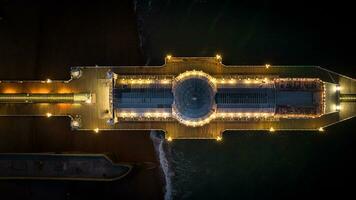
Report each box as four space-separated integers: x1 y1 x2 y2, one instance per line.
0 0 163 199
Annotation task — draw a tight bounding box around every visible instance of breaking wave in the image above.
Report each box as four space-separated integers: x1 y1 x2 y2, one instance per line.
150 131 173 200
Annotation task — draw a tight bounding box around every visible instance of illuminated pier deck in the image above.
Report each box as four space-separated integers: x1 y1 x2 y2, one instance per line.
0 56 355 139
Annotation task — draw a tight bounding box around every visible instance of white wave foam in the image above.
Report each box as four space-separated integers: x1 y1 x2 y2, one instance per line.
150 131 173 200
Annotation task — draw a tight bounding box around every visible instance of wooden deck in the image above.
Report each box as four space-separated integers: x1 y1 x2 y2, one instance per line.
1 57 355 139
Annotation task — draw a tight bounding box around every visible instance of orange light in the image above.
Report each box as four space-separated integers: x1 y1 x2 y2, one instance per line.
3 88 17 93
167 136 172 142
57 103 71 109
31 88 50 93
58 88 72 93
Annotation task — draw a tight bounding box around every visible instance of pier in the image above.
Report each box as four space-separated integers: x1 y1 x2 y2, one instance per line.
0 57 355 139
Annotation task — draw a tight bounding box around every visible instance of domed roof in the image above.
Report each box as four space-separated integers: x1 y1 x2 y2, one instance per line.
173 76 216 120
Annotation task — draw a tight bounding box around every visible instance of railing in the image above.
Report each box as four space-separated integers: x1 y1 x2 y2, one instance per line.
0 93 91 103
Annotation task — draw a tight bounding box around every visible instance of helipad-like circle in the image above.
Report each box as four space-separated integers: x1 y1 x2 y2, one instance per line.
172 71 217 127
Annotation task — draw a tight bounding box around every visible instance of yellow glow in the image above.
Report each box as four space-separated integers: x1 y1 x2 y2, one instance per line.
229 79 236 84
46 79 52 83
166 55 172 60
216 136 222 141
167 136 172 142
93 128 99 133
121 112 127 117
336 105 340 111
216 54 222 60
46 113 52 118
175 70 216 89
265 64 271 69
335 85 341 92
269 127 275 132
161 79 171 84
318 127 324 132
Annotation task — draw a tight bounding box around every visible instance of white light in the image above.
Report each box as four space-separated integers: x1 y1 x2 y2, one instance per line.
130 112 136 117
335 85 341 91
318 127 324 132
167 136 172 142
46 79 52 83
269 127 275 132
85 98 92 104
336 105 340 111
216 54 222 60
144 112 152 118
93 128 99 133
265 64 271 69
216 136 222 141
46 113 52 118
162 112 170 118
166 55 172 60
71 120 79 127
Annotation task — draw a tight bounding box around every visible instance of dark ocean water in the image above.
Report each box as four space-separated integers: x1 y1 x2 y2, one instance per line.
136 0 356 199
